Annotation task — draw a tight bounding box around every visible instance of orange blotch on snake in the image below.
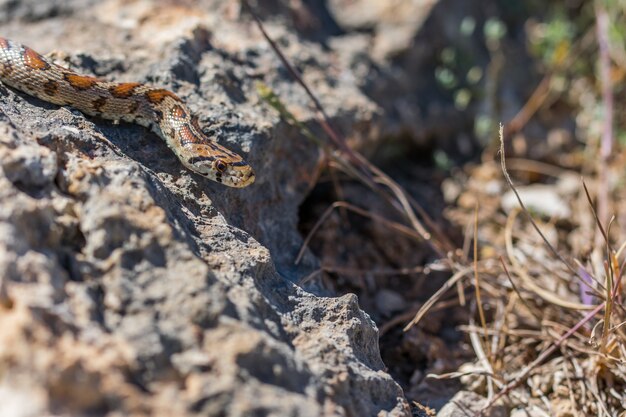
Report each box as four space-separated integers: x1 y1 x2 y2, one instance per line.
23 47 50 70
145 89 181 104
109 82 142 98
0 38 9 49
64 73 98 90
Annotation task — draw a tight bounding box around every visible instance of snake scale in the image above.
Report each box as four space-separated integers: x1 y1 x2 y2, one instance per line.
0 37 255 188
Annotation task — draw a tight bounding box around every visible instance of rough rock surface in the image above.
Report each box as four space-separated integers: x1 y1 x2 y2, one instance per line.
0 0 412 416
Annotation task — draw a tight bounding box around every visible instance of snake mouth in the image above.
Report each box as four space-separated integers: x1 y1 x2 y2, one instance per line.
227 169 255 188
238 171 255 187
184 156 254 187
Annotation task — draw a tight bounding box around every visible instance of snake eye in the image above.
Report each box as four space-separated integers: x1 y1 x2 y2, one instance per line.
214 160 227 173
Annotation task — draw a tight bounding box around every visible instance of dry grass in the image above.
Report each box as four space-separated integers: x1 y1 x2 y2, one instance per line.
456 127 626 416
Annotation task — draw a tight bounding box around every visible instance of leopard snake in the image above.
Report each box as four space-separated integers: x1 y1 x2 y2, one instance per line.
0 37 255 188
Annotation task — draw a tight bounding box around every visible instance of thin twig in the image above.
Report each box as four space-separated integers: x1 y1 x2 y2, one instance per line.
295 201 425 265
499 256 542 323
499 125 588 284
473 203 489 352
594 4 616 361
583 179 609 245
504 74 552 136
244 0 452 257
404 266 475 330
504 208 595 310
243 1 347 152
594 2 613 229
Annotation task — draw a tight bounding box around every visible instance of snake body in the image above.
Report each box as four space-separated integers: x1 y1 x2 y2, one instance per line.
0 37 255 188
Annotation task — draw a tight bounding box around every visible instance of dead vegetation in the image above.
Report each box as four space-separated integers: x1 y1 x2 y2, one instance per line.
247 1 626 415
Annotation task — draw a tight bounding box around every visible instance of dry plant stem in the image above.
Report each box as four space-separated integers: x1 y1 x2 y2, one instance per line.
594 2 613 230
583 180 610 246
504 74 552 136
243 0 452 257
504 209 595 310
320 264 425 276
404 266 475 330
328 154 446 255
379 298 459 336
600 221 615 354
610 319 626 332
298 269 322 285
328 162 349 223
352 149 452 252
458 326 543 340
502 158 571 178
330 136 444 254
616 239 626 259
588 382 612 417
462 219 474 263
582 180 624 353
373 171 432 240
504 17 596 139
562 361 582 417
491 299 508 382
331 156 449 256
499 125 592 287
295 201 424 264
574 258 606 296
403 190 456 254
473 204 490 353
243 2 341 152
499 256 543 323
335 142 444 254
257 80 445 257
468 315 495 398
427 369 498 381
543 320 596 348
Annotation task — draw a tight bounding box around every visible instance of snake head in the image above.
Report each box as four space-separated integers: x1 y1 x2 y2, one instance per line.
178 118 255 187
187 155 255 188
